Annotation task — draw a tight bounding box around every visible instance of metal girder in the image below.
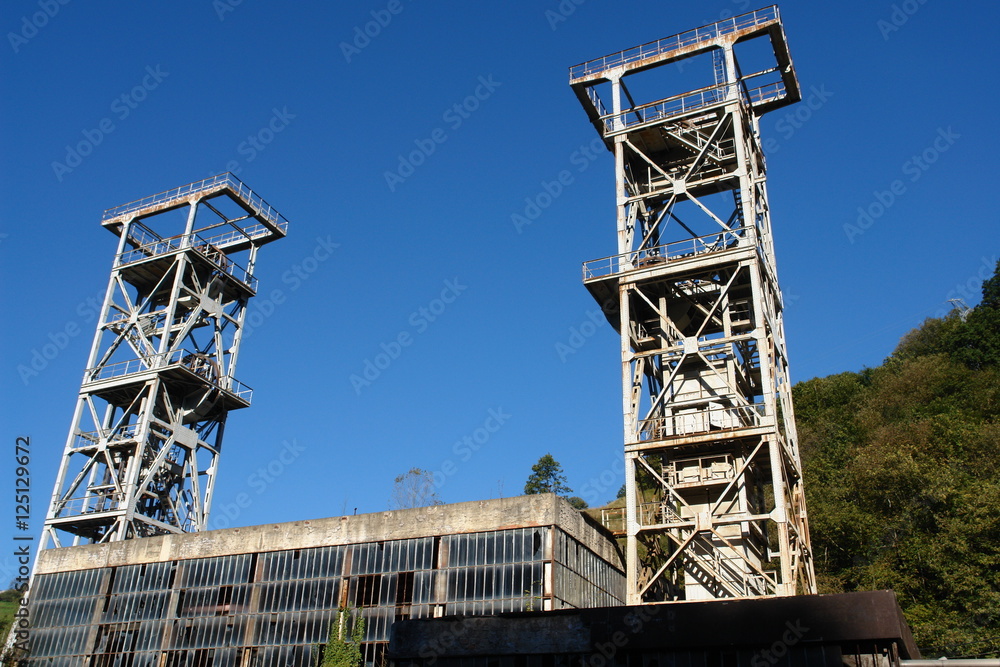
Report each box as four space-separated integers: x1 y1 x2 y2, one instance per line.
42 174 286 549
573 8 815 603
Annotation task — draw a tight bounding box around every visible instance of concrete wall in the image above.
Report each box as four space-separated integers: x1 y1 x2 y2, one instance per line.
36 493 622 575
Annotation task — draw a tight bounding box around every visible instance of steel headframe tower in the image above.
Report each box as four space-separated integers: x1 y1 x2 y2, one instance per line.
570 6 815 603
42 174 288 548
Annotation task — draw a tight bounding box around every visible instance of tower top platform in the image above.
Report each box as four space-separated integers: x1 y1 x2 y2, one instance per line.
569 5 800 136
101 172 288 252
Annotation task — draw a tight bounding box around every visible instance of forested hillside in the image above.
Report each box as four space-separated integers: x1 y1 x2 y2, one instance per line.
797 262 1000 658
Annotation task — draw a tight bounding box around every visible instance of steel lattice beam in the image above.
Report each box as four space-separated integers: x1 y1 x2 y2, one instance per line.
42 174 287 548
571 6 815 603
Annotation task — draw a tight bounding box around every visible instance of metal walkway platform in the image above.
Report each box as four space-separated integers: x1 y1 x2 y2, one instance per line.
101 172 289 251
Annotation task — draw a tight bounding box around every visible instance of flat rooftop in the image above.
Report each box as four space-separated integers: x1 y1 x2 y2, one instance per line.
35 493 621 575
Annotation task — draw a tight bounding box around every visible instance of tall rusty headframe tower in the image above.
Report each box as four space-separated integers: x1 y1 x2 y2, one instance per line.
42 174 288 548
570 6 815 603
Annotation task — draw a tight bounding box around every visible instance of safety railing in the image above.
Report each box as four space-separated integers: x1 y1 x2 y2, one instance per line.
118 235 182 264
586 86 608 119
637 501 685 526
197 222 274 249
227 379 253 403
599 500 689 533
224 175 289 230
102 172 289 234
603 83 729 132
738 69 788 109
602 495 774 530
55 492 125 517
570 6 778 80
124 221 164 249
123 220 276 257
87 356 149 382
583 227 751 280
189 237 258 291
747 81 785 106
72 424 141 450
83 350 253 403
638 404 766 442
600 507 625 533
103 173 230 220
116 232 258 291
598 78 786 133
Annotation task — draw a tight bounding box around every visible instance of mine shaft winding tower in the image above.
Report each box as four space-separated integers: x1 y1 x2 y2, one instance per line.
42 174 287 547
570 6 816 603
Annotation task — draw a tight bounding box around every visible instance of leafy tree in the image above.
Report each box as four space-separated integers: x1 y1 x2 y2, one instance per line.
319 607 365 667
891 261 1000 372
891 314 959 362
1 587 29 666
524 454 572 496
797 300 1000 656
0 589 20 604
565 496 588 510
389 468 442 510
616 484 626 499
981 259 1000 309
926 260 1000 371
942 305 1000 371
0 588 22 643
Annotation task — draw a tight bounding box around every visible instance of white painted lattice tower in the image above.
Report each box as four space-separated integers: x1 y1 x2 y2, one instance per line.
570 6 816 602
42 174 287 547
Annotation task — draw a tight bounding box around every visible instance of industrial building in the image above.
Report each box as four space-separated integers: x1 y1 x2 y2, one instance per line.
25 495 624 665
8 5 932 666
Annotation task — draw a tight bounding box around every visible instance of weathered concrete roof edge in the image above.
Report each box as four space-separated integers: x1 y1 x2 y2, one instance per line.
35 493 622 574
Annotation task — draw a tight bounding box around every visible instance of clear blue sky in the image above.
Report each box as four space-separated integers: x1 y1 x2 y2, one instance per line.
2 1 997 568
